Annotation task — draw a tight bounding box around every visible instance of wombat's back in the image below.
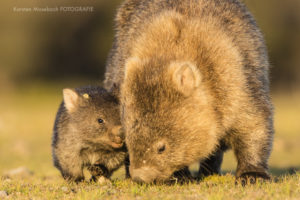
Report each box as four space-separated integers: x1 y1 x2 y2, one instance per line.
105 0 269 95
106 0 272 130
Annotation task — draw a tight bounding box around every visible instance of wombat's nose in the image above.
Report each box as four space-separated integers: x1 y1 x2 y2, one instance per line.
130 167 159 184
109 125 124 148
111 125 123 137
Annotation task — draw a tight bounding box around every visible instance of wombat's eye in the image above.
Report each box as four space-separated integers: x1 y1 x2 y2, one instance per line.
157 144 166 154
97 118 104 124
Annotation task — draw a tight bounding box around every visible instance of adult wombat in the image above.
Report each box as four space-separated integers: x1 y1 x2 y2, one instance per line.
52 86 128 182
104 0 274 184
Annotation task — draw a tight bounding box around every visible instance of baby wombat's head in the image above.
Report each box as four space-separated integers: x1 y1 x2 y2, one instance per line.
62 86 124 149
122 58 219 183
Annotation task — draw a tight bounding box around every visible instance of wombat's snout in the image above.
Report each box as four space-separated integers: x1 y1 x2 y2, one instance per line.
111 126 123 138
109 126 124 148
130 167 161 183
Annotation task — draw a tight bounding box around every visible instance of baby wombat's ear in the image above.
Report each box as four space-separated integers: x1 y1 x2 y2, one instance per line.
63 88 79 113
169 61 201 96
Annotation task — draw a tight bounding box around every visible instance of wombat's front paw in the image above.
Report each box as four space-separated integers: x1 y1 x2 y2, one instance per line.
88 165 103 175
88 164 111 183
88 165 109 177
236 172 271 186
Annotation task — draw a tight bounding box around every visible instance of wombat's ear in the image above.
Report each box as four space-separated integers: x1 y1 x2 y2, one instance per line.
124 57 142 80
63 88 79 112
170 61 201 96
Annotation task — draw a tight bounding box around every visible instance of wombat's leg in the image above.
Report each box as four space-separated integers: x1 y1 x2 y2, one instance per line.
172 166 193 183
88 164 110 182
232 118 273 185
198 149 224 178
60 164 84 183
55 148 84 182
125 155 131 179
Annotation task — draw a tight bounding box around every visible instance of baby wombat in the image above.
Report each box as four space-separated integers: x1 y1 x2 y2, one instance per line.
52 86 128 182
104 0 274 184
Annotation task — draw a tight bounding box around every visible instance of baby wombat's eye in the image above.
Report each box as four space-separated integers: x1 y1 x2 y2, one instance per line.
97 118 104 124
157 144 166 154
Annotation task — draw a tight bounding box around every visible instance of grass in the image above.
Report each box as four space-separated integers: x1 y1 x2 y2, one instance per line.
1 174 300 199
0 82 300 199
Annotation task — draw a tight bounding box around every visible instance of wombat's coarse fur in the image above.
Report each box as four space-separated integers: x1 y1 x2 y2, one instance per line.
52 86 128 182
104 0 274 184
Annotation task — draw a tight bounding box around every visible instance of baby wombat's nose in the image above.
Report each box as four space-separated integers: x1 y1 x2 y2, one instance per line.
111 125 123 138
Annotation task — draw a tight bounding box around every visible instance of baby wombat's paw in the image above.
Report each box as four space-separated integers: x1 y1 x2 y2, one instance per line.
235 172 271 186
88 165 109 177
88 164 111 183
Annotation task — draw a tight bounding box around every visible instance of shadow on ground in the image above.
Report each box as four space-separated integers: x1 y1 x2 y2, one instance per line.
269 167 299 176
189 167 300 178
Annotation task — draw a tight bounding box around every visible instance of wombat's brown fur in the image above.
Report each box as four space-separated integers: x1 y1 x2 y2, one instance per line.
52 86 129 182
104 0 274 184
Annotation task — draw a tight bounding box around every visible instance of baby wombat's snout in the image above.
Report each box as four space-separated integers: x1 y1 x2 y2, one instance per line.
108 125 124 149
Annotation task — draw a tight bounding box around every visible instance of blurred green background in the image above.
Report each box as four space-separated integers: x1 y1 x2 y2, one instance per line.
0 0 299 177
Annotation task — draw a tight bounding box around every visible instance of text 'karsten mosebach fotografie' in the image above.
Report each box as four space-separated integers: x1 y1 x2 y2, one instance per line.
13 6 94 13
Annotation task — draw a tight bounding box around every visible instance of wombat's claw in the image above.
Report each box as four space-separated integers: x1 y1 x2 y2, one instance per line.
168 175 195 185
236 172 271 186
169 177 178 184
90 176 98 182
88 164 110 178
172 167 194 184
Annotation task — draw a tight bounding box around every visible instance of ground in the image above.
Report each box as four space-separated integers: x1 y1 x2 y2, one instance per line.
0 82 299 199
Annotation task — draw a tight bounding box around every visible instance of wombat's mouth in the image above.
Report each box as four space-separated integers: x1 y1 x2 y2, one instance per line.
109 136 124 149
109 141 124 149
